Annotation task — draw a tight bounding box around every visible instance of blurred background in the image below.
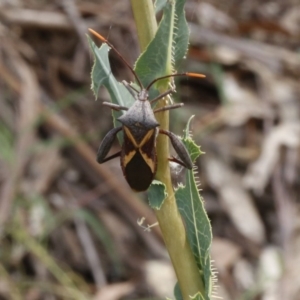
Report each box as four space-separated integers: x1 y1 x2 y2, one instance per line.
0 0 300 299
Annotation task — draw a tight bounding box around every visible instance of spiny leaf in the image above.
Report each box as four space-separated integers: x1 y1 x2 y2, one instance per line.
174 284 205 300
183 116 204 161
173 0 190 67
175 116 212 300
190 292 206 300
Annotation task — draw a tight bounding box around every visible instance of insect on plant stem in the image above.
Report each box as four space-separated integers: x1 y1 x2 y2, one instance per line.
89 28 205 191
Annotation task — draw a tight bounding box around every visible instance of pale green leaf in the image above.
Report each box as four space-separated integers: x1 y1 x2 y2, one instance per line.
147 180 168 209
87 35 135 124
155 0 168 13
174 282 183 300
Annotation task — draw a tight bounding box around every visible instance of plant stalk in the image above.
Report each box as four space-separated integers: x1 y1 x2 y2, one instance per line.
131 0 157 51
130 1 204 299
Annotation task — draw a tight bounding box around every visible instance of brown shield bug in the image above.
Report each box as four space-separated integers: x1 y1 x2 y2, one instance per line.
89 29 205 192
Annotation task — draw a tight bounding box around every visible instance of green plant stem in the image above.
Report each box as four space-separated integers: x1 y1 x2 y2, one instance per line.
130 1 204 299
131 0 157 51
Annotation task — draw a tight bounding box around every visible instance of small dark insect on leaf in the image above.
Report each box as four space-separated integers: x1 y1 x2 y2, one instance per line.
89 29 205 192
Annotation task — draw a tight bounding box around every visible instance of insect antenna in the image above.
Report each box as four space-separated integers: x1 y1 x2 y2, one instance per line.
146 72 205 91
89 28 144 90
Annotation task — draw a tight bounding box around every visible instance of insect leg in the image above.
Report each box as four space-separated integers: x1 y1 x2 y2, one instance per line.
103 102 128 111
159 129 193 169
168 156 187 168
97 126 122 163
99 151 121 163
149 88 175 104
154 103 184 113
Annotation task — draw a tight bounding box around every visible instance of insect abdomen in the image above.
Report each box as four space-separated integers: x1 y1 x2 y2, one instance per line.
121 125 157 191
123 151 156 191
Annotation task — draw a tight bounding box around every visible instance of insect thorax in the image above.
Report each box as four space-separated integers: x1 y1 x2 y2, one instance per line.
118 100 159 143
